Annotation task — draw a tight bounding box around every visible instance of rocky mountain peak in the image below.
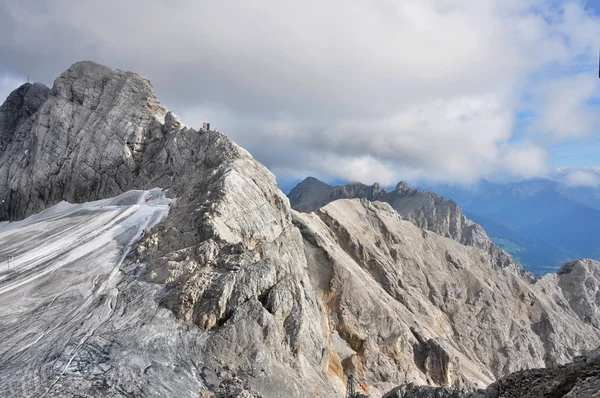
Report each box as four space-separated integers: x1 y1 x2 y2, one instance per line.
2 81 50 117
371 181 382 195
557 259 583 275
51 60 165 116
0 81 50 154
0 61 172 220
287 176 334 212
295 176 331 188
395 181 411 191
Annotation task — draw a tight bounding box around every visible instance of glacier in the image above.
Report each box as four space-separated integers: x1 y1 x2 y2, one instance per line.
0 189 209 397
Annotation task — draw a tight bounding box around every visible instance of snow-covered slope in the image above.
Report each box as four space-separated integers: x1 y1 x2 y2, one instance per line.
0 189 170 295
0 189 205 397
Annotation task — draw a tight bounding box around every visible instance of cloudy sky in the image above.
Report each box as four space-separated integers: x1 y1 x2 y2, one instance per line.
2 0 600 190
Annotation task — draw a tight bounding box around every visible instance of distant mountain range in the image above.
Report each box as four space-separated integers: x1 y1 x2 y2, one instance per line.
422 179 600 275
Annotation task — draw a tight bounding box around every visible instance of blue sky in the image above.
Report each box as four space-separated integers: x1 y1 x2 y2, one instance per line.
2 0 600 189
585 0 600 14
552 141 600 167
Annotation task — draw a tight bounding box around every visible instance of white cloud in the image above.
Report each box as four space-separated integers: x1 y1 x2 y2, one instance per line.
316 95 516 183
528 74 600 140
1 0 599 184
562 169 600 187
500 142 550 179
555 166 600 187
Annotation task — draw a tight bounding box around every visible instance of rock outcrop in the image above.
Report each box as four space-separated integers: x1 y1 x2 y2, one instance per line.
385 347 600 397
556 258 600 328
288 178 516 272
293 199 600 395
0 61 167 220
0 82 50 154
473 347 600 398
1 61 599 397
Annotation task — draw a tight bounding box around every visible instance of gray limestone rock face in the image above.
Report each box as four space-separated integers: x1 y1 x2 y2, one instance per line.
131 131 339 397
0 82 50 154
288 178 518 273
0 61 341 397
293 199 600 395
556 258 600 328
479 349 600 398
0 61 168 220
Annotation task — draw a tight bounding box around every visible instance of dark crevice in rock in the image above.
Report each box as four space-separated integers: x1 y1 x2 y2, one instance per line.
215 309 234 329
257 286 274 315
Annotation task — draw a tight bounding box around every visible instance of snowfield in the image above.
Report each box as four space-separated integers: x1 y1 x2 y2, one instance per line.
0 190 209 397
0 189 171 295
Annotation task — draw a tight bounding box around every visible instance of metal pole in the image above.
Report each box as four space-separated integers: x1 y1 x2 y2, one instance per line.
346 375 356 398
7 256 13 271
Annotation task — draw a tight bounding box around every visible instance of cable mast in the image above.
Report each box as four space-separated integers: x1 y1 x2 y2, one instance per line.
346 375 369 398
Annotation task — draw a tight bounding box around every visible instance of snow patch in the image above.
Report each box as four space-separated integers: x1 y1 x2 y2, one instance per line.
0 189 172 294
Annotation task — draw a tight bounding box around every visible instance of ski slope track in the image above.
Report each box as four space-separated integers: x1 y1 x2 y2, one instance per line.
0 190 208 397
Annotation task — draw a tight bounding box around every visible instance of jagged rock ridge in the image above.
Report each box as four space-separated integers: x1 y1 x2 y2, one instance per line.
0 62 599 397
289 178 478 245
293 200 600 394
288 178 516 272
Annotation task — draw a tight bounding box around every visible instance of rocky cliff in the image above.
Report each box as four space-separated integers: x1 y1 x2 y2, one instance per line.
289 178 515 272
1 62 599 397
0 61 168 220
293 200 600 394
